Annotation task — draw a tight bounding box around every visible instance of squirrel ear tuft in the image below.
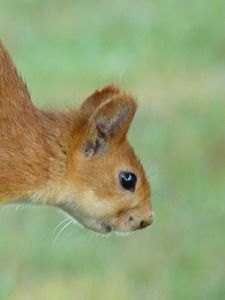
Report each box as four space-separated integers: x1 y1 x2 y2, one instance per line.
80 85 120 119
83 94 137 156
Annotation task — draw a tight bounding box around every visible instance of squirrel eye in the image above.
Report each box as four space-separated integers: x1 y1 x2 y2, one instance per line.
119 172 137 192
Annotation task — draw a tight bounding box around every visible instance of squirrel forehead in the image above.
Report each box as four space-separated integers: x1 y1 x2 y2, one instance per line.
75 140 143 174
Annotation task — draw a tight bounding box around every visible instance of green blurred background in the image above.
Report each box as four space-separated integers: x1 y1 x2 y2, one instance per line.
0 0 224 299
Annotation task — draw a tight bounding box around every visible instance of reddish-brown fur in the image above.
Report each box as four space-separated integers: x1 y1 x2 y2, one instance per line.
0 41 153 234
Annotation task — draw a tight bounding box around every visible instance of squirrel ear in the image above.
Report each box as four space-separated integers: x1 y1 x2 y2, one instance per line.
83 94 137 156
80 85 120 118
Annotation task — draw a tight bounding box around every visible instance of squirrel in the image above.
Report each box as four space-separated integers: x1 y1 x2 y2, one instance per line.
0 40 153 234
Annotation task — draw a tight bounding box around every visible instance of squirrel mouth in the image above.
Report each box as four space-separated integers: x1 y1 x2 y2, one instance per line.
79 219 113 235
104 224 112 233
98 221 113 234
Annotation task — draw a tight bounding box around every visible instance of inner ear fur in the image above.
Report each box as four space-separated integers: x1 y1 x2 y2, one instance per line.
80 85 121 119
83 93 137 156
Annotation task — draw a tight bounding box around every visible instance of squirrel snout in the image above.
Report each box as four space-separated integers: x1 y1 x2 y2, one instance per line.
137 215 153 230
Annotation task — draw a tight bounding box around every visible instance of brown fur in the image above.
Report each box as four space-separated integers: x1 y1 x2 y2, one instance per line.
0 41 153 234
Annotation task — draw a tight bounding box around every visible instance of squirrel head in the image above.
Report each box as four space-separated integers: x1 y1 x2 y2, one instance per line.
59 86 153 234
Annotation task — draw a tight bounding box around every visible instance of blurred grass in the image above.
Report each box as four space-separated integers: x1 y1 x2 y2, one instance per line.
0 0 225 299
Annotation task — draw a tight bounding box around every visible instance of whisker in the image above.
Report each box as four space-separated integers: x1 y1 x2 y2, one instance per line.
145 161 155 173
146 172 159 181
147 171 160 176
53 217 71 234
53 219 73 244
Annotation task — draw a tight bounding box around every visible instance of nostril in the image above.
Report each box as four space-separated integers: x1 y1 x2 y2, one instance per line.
139 220 150 229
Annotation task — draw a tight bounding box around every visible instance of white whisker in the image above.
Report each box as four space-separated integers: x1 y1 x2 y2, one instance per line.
53 217 71 234
53 219 73 244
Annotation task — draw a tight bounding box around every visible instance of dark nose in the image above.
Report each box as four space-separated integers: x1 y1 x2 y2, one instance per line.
138 218 153 230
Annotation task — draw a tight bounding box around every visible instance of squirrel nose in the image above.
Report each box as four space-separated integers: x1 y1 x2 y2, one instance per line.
138 216 153 230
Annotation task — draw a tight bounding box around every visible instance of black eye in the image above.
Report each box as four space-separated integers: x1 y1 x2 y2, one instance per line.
119 172 137 192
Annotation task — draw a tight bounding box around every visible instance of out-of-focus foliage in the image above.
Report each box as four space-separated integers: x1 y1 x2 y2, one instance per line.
0 1 224 299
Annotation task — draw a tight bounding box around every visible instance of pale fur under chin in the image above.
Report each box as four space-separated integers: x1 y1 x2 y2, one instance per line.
27 186 107 233
28 187 132 234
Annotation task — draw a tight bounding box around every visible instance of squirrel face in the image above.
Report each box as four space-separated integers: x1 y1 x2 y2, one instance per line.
61 86 153 234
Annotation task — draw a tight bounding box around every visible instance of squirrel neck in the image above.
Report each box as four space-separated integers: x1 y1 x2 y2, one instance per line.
0 106 82 204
